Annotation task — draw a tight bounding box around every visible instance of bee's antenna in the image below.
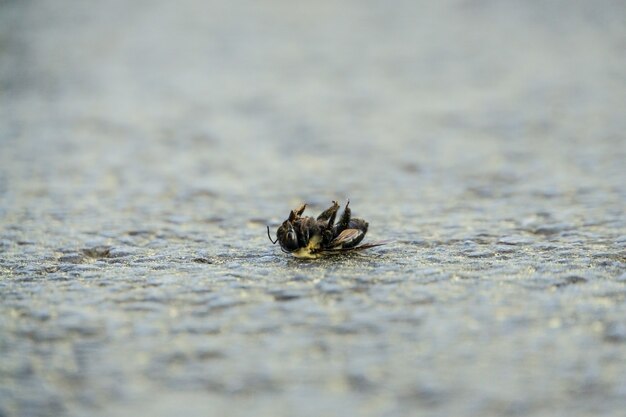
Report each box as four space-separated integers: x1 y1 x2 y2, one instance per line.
267 226 278 244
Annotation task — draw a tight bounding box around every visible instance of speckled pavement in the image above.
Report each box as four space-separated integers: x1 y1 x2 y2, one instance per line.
1 1 625 416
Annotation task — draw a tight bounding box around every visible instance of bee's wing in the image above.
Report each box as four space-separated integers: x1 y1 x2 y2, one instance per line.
328 229 364 248
351 241 390 250
317 240 390 255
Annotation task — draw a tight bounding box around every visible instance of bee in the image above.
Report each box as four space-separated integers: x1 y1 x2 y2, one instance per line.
267 200 387 259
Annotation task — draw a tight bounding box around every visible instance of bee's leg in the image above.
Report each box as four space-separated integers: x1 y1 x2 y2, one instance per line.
319 201 342 246
288 203 307 222
322 228 334 246
316 201 340 225
294 203 307 217
297 217 320 248
334 200 352 234
293 220 307 247
332 201 369 248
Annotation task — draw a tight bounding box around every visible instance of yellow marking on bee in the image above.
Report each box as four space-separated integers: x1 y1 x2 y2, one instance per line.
292 234 322 259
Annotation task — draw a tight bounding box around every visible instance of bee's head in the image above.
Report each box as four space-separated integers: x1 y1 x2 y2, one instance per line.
276 221 299 252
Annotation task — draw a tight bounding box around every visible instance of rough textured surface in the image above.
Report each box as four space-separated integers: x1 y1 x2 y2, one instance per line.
1 1 625 416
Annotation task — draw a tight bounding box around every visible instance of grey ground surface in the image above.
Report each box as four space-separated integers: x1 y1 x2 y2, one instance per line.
1 0 625 416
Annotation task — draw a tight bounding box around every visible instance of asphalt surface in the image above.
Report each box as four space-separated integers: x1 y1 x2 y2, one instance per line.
1 1 625 416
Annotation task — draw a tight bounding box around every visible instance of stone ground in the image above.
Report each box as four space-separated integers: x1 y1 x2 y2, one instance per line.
1 0 625 416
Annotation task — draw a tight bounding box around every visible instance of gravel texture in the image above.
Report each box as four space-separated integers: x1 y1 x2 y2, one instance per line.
1 1 625 416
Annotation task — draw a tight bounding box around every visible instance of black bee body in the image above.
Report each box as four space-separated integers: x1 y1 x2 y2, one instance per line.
267 201 384 258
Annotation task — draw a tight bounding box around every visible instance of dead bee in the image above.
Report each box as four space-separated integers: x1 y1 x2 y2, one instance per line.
267 200 387 258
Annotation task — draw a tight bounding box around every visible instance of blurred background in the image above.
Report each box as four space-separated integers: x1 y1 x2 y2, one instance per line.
1 0 625 416
2 0 623 209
